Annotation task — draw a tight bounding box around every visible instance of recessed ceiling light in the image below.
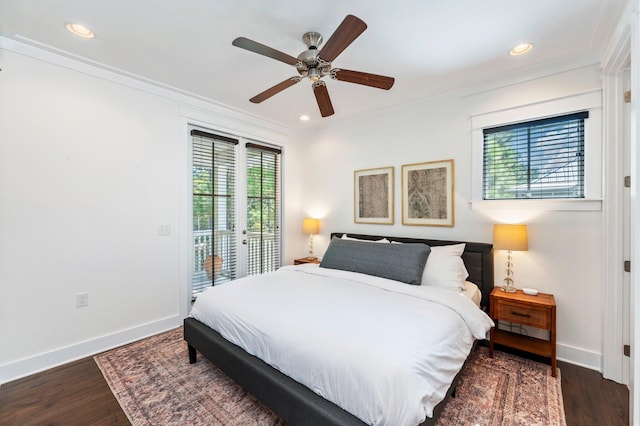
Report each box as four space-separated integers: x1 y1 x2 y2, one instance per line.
299 115 310 121
509 42 533 56
65 23 95 39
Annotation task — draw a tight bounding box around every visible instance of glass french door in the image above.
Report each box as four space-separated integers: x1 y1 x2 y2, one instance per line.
190 128 281 299
245 143 281 276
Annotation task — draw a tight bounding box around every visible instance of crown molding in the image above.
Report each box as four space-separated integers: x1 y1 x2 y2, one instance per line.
0 36 291 139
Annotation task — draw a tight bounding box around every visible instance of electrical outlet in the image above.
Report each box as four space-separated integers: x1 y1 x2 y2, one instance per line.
76 292 89 308
158 225 171 236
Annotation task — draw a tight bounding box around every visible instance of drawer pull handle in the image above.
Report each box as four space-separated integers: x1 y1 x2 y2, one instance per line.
510 310 531 318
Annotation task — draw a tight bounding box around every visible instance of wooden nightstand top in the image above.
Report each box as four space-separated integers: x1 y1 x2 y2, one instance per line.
490 287 555 307
294 257 320 265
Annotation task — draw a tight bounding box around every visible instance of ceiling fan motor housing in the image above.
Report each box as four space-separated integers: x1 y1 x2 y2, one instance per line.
297 32 331 81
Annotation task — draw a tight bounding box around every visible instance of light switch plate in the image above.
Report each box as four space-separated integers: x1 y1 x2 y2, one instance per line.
76 292 89 307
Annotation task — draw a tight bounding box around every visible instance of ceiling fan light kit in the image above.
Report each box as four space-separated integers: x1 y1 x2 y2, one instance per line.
232 15 395 118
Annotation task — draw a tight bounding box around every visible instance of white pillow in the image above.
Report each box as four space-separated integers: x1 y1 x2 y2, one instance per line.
421 243 468 290
341 234 390 243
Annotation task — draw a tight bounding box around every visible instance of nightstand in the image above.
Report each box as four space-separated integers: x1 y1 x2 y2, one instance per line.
294 257 320 265
489 287 557 377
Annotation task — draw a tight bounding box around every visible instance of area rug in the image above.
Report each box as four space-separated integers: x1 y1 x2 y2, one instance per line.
95 327 565 426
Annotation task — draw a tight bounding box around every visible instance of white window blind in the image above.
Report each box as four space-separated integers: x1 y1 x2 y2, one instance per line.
246 143 281 276
483 111 588 200
191 129 238 298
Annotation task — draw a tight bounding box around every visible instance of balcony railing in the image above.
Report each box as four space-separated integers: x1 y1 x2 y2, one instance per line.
192 229 279 297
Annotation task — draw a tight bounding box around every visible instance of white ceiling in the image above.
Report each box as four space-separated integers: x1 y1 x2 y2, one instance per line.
0 0 627 130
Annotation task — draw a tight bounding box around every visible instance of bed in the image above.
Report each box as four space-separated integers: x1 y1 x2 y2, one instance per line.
184 232 494 426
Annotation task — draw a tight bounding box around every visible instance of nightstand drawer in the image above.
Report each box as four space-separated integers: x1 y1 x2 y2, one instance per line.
495 301 550 328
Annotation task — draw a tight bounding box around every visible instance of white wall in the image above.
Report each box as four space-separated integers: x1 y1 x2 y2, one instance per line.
293 64 605 369
0 48 181 363
0 45 298 382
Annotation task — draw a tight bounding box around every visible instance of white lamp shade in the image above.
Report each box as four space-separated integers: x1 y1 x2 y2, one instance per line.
302 218 320 234
493 224 528 251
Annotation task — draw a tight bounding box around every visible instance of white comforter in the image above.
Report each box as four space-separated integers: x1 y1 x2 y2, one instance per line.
190 264 494 426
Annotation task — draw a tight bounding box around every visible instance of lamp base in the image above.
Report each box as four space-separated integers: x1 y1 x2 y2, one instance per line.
500 276 516 293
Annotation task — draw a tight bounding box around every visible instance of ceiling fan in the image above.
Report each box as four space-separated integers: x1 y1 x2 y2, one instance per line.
232 14 395 118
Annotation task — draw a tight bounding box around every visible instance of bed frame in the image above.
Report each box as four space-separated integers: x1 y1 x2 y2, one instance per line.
184 233 494 426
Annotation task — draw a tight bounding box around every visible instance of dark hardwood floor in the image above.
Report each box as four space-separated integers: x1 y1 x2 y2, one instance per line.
0 357 129 426
559 360 629 425
0 348 629 426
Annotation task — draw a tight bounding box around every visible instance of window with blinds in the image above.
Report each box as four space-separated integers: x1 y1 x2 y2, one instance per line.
246 143 281 276
483 111 588 200
191 129 238 298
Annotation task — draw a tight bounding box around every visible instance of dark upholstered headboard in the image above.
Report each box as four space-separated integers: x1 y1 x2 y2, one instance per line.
330 233 494 310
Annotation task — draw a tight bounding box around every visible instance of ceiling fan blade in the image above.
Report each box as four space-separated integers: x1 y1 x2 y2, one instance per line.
331 68 395 90
318 15 367 63
232 37 299 66
250 77 301 103
312 81 334 117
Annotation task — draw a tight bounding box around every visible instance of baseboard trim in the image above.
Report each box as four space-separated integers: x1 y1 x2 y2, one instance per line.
0 321 605 386
0 315 182 385
557 342 602 372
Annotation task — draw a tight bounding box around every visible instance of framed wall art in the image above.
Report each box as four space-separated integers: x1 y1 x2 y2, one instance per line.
354 166 394 224
401 159 454 227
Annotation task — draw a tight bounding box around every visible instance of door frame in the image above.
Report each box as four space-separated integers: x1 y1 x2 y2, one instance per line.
602 3 631 386
178 113 288 320
602 71 630 384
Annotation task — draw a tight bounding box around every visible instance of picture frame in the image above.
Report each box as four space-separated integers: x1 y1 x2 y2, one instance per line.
354 166 394 224
401 159 454 227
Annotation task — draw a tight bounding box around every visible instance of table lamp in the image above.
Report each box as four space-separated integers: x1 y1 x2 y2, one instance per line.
302 218 320 259
493 224 528 293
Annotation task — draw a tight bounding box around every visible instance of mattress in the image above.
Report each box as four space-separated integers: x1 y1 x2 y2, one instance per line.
190 264 493 426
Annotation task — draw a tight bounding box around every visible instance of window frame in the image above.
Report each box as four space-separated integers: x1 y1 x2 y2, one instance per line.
482 111 588 201
470 91 602 211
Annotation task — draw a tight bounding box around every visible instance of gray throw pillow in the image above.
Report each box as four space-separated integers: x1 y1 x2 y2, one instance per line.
320 238 431 285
